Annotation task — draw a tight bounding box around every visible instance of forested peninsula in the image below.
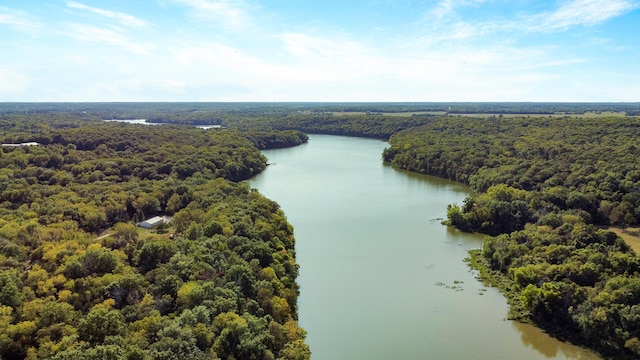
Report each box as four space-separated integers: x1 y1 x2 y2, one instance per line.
0 113 309 359
3 102 640 359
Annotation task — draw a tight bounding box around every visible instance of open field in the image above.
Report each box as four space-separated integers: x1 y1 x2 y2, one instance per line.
449 111 628 118
328 110 629 118
382 111 448 116
329 111 447 116
607 227 640 254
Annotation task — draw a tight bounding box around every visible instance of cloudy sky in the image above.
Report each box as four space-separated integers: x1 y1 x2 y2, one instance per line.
1 0 639 102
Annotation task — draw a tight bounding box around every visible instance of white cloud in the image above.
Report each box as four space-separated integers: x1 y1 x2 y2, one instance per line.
170 33 383 89
0 6 41 34
421 0 639 44
5 1 632 102
429 0 489 19
533 0 639 31
171 0 252 30
0 69 31 99
159 31 585 102
281 33 368 61
60 22 582 102
67 1 147 28
65 23 155 54
174 42 267 75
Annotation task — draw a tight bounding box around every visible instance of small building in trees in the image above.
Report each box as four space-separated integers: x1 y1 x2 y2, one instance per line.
1 142 41 147
138 216 165 229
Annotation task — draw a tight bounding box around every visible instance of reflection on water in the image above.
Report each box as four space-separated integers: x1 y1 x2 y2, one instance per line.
103 119 158 125
514 322 600 360
103 119 220 129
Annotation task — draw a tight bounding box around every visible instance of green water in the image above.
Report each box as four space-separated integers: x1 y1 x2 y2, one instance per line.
249 135 599 360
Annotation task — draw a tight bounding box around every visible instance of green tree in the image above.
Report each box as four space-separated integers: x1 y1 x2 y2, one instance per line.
78 308 125 344
136 240 177 273
0 272 23 308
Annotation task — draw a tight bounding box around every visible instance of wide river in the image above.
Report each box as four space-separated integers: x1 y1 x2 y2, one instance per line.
249 135 599 360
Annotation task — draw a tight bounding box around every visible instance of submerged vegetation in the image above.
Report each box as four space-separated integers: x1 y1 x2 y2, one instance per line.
2 102 640 359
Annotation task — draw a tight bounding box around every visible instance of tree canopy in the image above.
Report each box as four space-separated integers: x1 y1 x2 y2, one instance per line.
0 113 309 359
4 102 640 359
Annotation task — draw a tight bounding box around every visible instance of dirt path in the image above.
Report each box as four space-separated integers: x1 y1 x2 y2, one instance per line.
94 233 112 241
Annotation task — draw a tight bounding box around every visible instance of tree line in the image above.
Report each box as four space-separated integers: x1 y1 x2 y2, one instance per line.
4 102 640 118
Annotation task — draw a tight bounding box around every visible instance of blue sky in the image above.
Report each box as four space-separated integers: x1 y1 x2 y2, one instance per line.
1 0 639 102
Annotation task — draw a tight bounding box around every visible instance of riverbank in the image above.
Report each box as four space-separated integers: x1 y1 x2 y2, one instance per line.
466 248 529 321
252 134 601 359
466 247 604 359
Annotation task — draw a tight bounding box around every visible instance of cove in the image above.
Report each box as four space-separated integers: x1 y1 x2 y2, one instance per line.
249 135 599 360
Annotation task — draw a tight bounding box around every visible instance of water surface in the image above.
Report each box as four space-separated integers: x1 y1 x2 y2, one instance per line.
103 119 220 129
250 135 599 360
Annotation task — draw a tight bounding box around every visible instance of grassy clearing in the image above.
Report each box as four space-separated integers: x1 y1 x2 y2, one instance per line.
137 226 174 240
330 111 446 117
330 110 629 119
330 111 368 116
605 226 640 254
382 111 447 116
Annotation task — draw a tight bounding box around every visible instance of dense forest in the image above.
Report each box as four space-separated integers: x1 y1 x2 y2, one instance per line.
4 102 640 117
5 102 640 140
0 114 310 359
383 116 640 358
3 102 640 359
